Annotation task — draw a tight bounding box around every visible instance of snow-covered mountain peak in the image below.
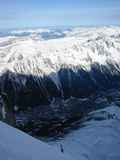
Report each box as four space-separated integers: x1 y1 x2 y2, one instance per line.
0 26 120 76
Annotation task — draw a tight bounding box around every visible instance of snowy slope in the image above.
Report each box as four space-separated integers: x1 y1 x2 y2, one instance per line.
0 121 73 160
48 105 120 160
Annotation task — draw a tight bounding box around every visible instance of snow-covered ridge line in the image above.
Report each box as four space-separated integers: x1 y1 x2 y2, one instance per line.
0 121 73 160
10 28 51 34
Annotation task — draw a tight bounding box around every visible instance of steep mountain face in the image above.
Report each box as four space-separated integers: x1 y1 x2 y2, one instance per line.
0 27 120 103
0 27 120 130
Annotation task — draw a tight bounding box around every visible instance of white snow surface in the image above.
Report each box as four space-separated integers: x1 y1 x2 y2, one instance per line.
0 26 120 77
48 105 120 160
0 121 74 160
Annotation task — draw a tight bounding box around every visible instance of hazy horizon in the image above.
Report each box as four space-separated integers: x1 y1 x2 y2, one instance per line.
0 0 120 29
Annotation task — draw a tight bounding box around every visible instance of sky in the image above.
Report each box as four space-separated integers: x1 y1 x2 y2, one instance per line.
0 0 120 29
